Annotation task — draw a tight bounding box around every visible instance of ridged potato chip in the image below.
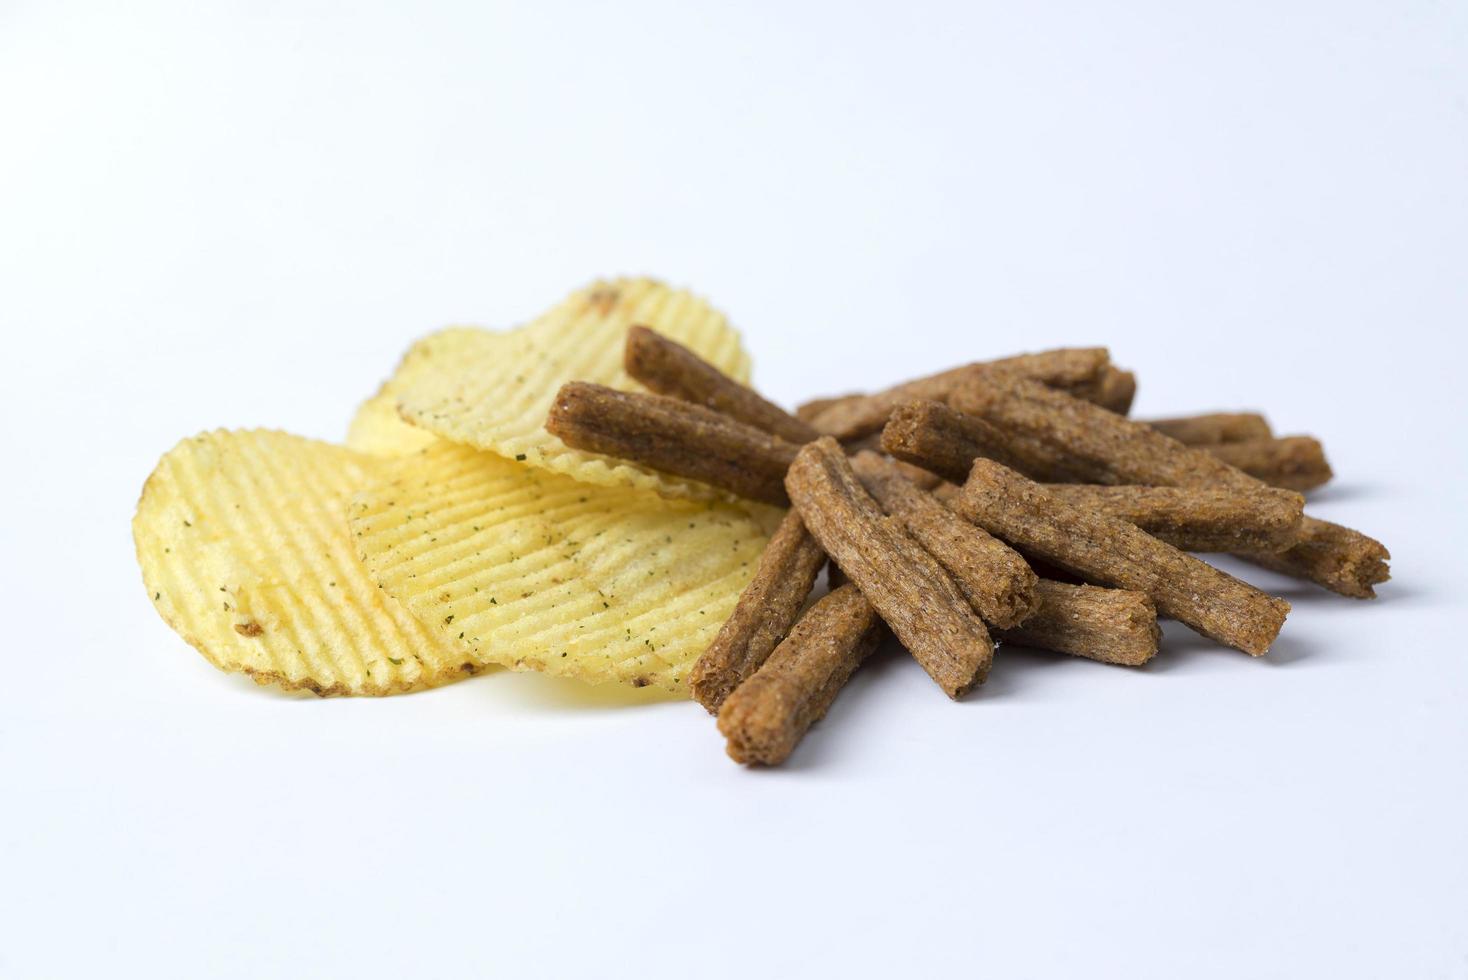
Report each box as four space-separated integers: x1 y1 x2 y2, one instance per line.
135 430 480 695
395 278 752 498
347 327 490 457
351 441 769 690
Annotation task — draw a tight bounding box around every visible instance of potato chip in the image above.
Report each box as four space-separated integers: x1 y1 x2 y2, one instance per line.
134 430 480 695
395 278 753 498
351 440 769 691
346 328 490 457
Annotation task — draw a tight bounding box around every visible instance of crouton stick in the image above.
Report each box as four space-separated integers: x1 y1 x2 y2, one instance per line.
1204 437 1333 492
796 394 860 425
787 438 994 697
717 585 884 766
949 376 1390 598
624 326 819 444
885 406 1302 548
802 348 1111 440
933 476 1300 552
546 382 800 505
880 399 1105 484
850 451 1038 627
1147 412 1273 445
1072 366 1138 415
688 510 827 713
837 433 886 456
954 460 1290 655
993 580 1160 666
1041 484 1304 553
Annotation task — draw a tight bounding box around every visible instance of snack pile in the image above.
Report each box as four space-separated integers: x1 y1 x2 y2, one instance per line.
134 277 1389 766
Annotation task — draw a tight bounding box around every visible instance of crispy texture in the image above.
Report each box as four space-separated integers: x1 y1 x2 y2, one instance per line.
689 509 827 712
1041 484 1305 553
851 451 1038 627
717 585 883 765
1147 412 1273 446
786 438 994 697
134 430 476 696
625 326 817 443
546 382 801 505
346 328 491 457
955 460 1290 656
351 441 768 691
396 278 752 499
1204 437 1333 492
950 375 1390 597
881 399 1102 483
995 580 1160 666
803 348 1111 440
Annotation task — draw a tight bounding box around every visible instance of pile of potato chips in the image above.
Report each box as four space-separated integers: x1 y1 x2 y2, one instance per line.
134 279 773 696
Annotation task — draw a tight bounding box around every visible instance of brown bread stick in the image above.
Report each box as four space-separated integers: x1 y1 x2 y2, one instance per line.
786 438 994 697
716 585 884 766
1041 484 1305 553
802 348 1111 440
949 375 1390 597
950 376 1236 486
688 509 827 712
850 451 1038 628
624 326 819 444
1147 412 1273 445
880 399 1105 484
954 459 1290 655
1204 436 1333 492
1244 520 1392 591
1072 366 1138 415
885 403 1308 549
796 394 860 425
891 458 945 490
546 382 800 505
994 580 1160 666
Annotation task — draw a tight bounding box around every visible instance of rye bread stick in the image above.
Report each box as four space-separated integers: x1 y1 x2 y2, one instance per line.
880 399 1105 484
949 376 1390 597
954 459 1290 655
803 347 1111 440
837 433 886 457
796 394 860 425
1204 436 1333 492
886 404 1303 548
850 451 1038 628
716 585 884 766
928 480 962 505
1071 366 1137 415
993 580 1160 666
1147 412 1273 445
1041 484 1305 553
546 382 800 505
624 326 819 444
616 334 891 710
688 509 827 712
786 438 994 698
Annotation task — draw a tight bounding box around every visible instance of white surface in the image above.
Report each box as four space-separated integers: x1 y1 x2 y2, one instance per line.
3 2 1466 977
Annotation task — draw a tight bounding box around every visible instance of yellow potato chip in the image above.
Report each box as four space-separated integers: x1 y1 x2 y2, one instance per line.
134 430 480 695
346 327 490 456
351 441 768 691
395 278 753 498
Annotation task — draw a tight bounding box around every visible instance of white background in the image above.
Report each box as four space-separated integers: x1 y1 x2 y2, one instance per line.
3 2 1466 977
